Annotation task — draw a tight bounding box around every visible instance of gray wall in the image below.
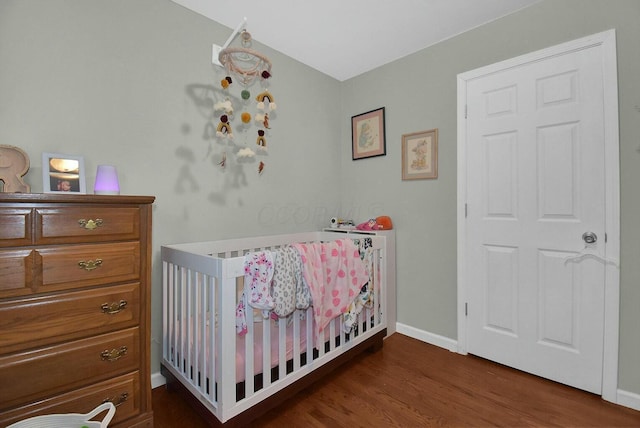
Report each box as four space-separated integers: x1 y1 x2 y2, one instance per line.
0 0 343 375
1 0 639 398
340 0 640 395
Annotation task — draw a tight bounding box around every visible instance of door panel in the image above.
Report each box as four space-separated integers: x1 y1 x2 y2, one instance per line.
464 43 606 394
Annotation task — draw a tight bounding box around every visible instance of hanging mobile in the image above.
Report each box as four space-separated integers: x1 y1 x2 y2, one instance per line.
220 76 232 89
216 115 233 139
256 91 277 111
256 130 267 149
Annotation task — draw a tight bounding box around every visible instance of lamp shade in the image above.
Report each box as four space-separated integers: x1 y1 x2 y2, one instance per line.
94 165 120 195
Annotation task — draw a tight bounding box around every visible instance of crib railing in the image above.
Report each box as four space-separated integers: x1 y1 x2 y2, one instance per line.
161 232 387 423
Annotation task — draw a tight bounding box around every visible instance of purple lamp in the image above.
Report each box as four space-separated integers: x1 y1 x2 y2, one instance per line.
94 165 120 195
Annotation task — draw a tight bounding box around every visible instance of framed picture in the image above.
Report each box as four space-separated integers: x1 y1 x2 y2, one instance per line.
42 152 87 193
351 107 386 160
402 129 438 180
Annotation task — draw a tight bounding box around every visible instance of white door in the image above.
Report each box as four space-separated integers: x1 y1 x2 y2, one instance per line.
458 32 619 395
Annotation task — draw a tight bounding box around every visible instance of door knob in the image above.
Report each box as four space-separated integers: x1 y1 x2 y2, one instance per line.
582 231 597 244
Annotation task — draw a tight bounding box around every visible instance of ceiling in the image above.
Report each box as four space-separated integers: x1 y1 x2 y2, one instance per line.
171 0 540 82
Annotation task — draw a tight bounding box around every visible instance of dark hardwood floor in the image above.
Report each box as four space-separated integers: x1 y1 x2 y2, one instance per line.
152 333 640 427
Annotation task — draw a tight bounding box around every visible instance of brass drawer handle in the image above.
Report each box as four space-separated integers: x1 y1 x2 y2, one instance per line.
78 218 104 230
78 259 103 271
103 392 129 407
101 300 127 315
101 346 127 362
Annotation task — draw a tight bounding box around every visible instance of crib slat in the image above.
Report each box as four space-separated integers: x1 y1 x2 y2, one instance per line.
162 262 172 364
198 273 207 392
244 307 255 397
208 274 216 403
187 270 193 384
328 319 336 352
275 317 284 381
376 246 383 327
173 265 180 370
306 307 313 362
262 316 271 388
179 267 186 375
292 313 301 371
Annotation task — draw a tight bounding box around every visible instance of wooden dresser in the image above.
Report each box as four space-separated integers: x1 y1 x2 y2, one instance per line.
0 193 154 427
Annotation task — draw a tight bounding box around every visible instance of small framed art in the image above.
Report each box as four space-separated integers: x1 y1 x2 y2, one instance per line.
351 107 386 160
401 129 438 180
42 152 87 193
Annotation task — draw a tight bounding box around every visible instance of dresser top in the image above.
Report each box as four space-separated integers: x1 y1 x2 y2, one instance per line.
0 193 155 205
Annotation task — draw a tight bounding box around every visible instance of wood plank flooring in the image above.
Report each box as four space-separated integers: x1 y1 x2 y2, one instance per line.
152 333 640 427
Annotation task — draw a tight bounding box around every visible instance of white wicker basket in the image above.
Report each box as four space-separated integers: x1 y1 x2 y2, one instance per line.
7 402 115 428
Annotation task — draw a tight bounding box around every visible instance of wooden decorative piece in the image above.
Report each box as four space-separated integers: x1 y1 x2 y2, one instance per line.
0 145 31 193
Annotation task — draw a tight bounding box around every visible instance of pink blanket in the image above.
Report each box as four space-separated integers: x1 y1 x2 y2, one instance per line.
292 239 369 345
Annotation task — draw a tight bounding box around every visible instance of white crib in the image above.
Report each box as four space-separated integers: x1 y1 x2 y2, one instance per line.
161 231 388 426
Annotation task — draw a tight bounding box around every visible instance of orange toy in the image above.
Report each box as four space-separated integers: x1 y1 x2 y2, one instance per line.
375 216 393 230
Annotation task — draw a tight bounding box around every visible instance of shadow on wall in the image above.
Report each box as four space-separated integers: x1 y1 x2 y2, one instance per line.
175 83 269 205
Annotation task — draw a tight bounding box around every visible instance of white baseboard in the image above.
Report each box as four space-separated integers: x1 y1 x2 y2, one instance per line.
395 322 458 352
617 388 640 411
151 372 166 389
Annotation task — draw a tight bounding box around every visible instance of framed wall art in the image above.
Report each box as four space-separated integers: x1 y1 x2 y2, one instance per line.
42 152 87 193
401 129 438 180
351 107 386 160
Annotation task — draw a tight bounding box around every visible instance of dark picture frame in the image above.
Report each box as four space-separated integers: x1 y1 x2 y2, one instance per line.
351 107 386 160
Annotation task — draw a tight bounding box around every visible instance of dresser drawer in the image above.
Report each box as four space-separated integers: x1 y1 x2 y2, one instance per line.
0 282 140 354
38 241 140 292
0 371 141 427
0 208 32 247
35 206 140 244
0 249 34 298
0 327 140 411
